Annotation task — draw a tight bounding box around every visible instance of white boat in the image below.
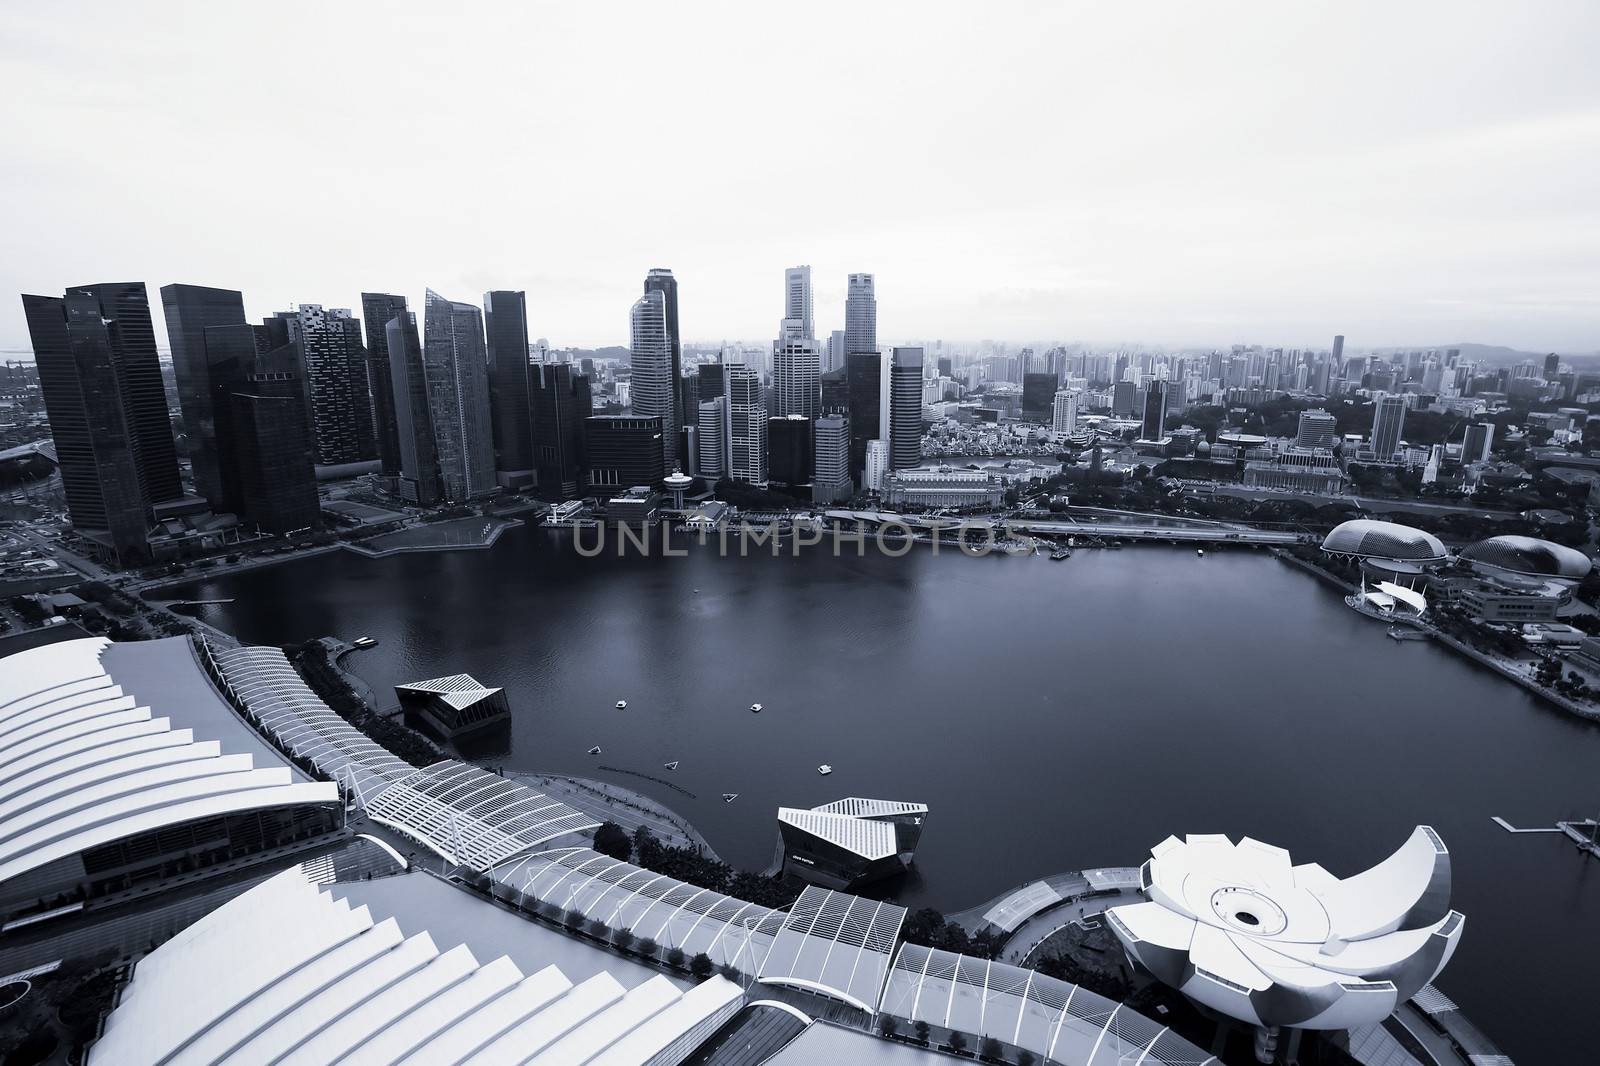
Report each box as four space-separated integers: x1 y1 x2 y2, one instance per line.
587 745 602 755
615 700 627 710
352 636 378 649
722 793 738 803
663 760 679 770
817 764 833 775
750 703 763 713
1196 549 1204 557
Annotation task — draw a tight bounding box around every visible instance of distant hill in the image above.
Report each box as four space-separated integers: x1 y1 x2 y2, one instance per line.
1373 342 1600 367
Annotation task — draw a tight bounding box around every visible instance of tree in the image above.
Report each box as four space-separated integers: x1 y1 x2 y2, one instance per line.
948 1030 968 1055
877 1016 900 1039
1015 1053 1036 1066
612 928 635 952
563 908 586 929
637 937 658 958
914 1020 931 1045
665 946 686 969
979 1036 1003 1060
593 821 632 862
690 952 714 980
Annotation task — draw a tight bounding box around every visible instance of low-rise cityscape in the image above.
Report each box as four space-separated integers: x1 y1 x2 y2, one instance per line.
1 5 1596 1066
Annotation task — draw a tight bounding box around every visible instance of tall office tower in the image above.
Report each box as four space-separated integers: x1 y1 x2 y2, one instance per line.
820 367 849 414
1296 409 1337 450
1141 380 1170 441
584 415 665 491
185 323 259 516
630 288 679 468
642 267 683 434
937 356 953 378
1462 422 1495 464
863 439 889 493
844 273 876 356
287 305 374 466
160 283 249 508
423 289 496 503
1112 380 1137 417
727 365 767 485
697 362 727 405
1544 353 1561 381
827 330 846 374
484 290 533 483
1371 394 1407 458
773 338 821 419
1331 333 1345 370
845 351 882 478
812 413 854 504
697 397 727 479
385 313 441 506
888 347 924 470
783 265 813 340
359 293 409 478
1052 390 1079 435
229 360 320 535
767 415 813 485
23 286 184 564
1022 373 1056 420
529 362 592 501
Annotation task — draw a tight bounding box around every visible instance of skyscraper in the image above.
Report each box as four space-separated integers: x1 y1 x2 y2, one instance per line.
630 287 679 468
584 415 664 491
423 289 496 502
484 290 533 483
1052 390 1079 436
1544 353 1561 381
529 362 592 501
827 330 846 374
229 360 320 535
1296 409 1337 450
846 351 882 479
697 397 727 480
1371 394 1407 458
888 347 924 470
360 292 409 478
773 339 821 419
642 267 683 439
1021 372 1056 421
23 284 183 563
783 265 813 340
812 413 853 504
727 365 767 485
767 415 813 486
160 283 249 509
1141 380 1170 441
820 367 849 414
845 273 876 356
288 305 375 466
1462 422 1495 464
385 312 440 506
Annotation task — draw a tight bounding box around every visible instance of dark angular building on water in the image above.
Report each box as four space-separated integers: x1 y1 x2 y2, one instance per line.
777 797 929 891
395 674 510 741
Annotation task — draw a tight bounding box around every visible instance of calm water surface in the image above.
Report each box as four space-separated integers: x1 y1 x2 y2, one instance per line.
173 526 1600 1063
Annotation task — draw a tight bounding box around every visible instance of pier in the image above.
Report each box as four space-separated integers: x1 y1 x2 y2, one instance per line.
1493 816 1600 859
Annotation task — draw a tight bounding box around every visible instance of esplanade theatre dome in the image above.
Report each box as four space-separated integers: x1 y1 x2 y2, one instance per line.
1321 518 1447 562
1459 535 1592 581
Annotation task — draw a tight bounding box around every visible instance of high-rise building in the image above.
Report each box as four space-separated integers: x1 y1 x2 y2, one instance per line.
529 362 591 501
630 287 678 468
812 413 853 504
359 293 409 478
385 313 440 506
229 361 320 535
160 283 249 509
23 285 184 564
864 439 889 493
187 323 260 515
584 415 664 491
846 351 882 478
1544 353 1561 381
773 339 821 419
285 305 375 467
888 347 924 470
484 290 533 483
1371 394 1407 458
1022 373 1056 421
1052 390 1079 436
1462 422 1495 464
423 290 496 503
937 356 953 378
767 415 813 486
783 265 813 340
1112 380 1137 417
727 365 767 485
826 330 846 374
642 267 683 443
1296 409 1337 450
697 397 727 480
1331 334 1345 370
845 273 876 356
820 367 849 414
1141 380 1170 441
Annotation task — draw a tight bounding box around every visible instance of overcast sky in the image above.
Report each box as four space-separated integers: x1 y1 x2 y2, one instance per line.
3 1 1597 355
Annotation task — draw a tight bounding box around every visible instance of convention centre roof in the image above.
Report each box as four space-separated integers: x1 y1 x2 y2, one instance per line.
1320 519 1447 562
881 943 1218 1066
1107 828 1464 1031
755 886 907 1012
0 637 338 888
1459 534 1593 580
90 862 742 1066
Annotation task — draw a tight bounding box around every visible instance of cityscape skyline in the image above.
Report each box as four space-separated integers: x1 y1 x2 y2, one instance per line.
4 4 1598 355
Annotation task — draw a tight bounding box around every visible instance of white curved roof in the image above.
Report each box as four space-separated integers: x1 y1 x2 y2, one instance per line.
756 886 907 1012
1108 828 1463 1030
0 637 338 889
1321 519 1447 562
90 862 743 1066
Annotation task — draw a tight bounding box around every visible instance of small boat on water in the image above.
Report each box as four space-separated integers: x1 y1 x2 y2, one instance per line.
750 703 763 713
817 764 833 775
1196 548 1205 557
664 760 679 770
615 700 627 710
352 636 378 649
722 793 738 803
1050 549 1070 561
587 745 602 755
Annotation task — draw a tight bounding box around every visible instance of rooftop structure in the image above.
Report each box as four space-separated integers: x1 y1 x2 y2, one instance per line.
1321 519 1447 563
0 637 340 923
1458 535 1592 582
776 797 928 890
395 673 510 740
90 861 742 1066
1107 828 1464 1031
755 886 907 1013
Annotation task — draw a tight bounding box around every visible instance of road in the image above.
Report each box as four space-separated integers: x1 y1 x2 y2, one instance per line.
1008 518 1301 545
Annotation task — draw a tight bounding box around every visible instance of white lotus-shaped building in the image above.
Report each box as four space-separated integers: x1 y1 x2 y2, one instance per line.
1107 828 1463 1031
